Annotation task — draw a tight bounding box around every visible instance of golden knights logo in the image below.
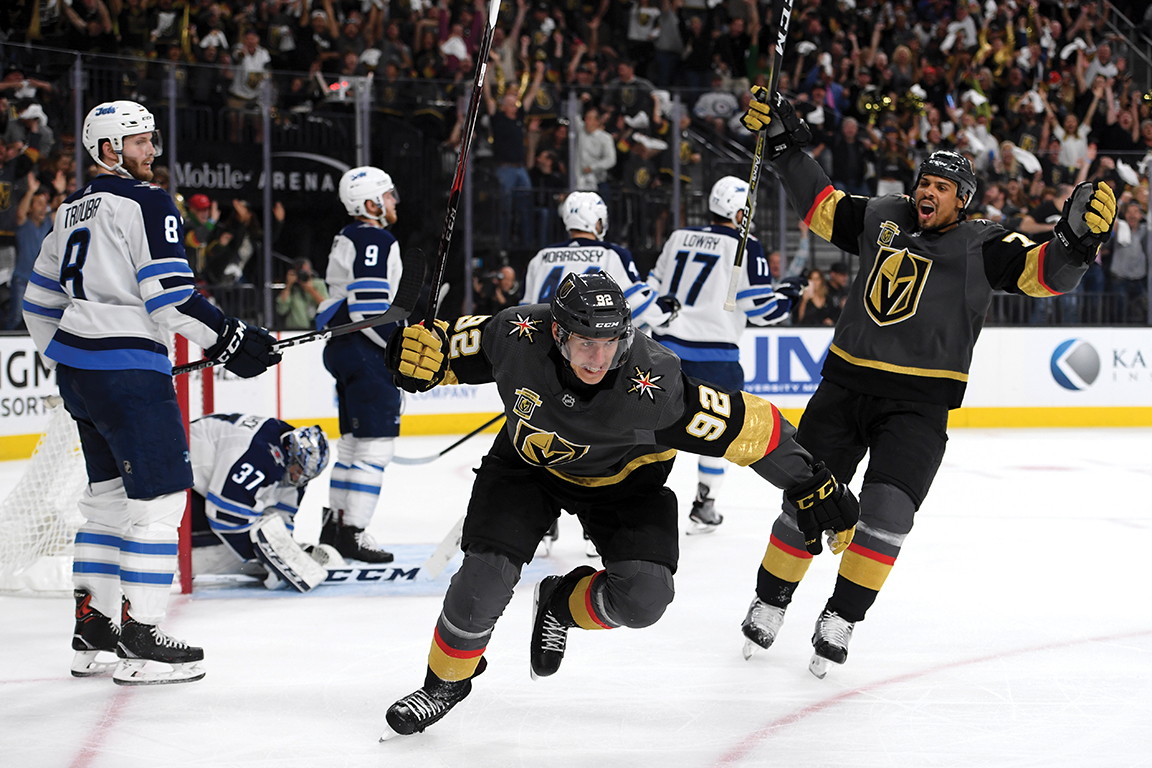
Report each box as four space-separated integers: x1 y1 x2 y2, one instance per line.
0 181 11 211
507 313 542 342
864 246 932 326
627 367 663 401
514 420 590 467
513 388 543 420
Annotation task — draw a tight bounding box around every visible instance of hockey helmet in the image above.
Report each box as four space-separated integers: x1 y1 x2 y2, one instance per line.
561 191 609 239
282 425 330 487
551 271 634 370
914 150 977 211
339 166 396 222
709 175 749 222
82 101 163 177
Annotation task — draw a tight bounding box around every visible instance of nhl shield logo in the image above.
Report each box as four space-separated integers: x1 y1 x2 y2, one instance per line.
864 246 932 326
513 420 590 467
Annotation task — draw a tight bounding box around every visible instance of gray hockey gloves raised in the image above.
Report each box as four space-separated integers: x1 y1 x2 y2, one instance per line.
1054 181 1117 260
387 321 451 393
739 86 811 160
207 317 282 378
785 463 859 556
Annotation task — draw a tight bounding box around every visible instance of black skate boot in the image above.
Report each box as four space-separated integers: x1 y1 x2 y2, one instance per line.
530 565 597 679
114 599 205 686
72 589 120 677
319 507 339 547
809 608 855 679
740 597 787 660
687 483 723 534
381 659 487 740
324 509 394 563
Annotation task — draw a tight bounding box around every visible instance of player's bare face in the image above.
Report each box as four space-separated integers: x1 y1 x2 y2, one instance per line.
288 463 304 484
914 175 963 230
565 332 619 385
120 132 156 181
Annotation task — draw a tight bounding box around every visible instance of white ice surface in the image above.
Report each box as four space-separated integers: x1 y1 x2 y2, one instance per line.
1 428 1150 767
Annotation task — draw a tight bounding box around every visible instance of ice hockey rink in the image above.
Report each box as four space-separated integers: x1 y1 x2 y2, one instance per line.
2 427 1150 768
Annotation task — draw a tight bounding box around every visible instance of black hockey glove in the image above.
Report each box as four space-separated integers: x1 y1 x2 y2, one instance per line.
774 275 808 303
740 86 811 161
207 317 282 379
1053 181 1117 261
786 462 859 556
654 295 681 328
387 321 451 393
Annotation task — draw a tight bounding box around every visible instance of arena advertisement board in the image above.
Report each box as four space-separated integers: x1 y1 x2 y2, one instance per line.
3 327 1151 460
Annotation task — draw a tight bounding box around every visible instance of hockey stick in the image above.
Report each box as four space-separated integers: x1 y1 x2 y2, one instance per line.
173 247 427 376
420 514 465 580
421 0 501 327
723 0 794 312
392 413 504 466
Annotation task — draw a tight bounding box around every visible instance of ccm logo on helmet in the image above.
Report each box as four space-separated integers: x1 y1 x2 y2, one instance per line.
95 106 117 116
594 322 618 328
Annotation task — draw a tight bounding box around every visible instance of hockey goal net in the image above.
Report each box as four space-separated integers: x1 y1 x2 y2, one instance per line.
0 399 87 594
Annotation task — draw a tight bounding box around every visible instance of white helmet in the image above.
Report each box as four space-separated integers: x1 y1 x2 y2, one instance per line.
561 191 609 240
82 101 162 177
339 166 395 222
709 175 749 222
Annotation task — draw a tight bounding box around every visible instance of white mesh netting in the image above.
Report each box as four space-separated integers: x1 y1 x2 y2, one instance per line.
0 401 87 593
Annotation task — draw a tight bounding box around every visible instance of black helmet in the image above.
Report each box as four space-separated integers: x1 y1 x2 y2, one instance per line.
914 150 977 211
551 271 634 368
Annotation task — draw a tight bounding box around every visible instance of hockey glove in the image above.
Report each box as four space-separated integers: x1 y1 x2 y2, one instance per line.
206 317 282 379
387 321 450 393
774 275 808 303
654 295 681 328
740 87 811 160
786 462 859 556
1054 181 1117 261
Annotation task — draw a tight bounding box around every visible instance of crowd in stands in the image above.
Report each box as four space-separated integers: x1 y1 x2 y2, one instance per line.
1 0 1150 323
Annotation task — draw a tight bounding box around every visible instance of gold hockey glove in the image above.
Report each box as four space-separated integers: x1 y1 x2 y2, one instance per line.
741 87 812 160
740 85 773 132
1055 181 1117 260
786 462 859 556
387 321 450 393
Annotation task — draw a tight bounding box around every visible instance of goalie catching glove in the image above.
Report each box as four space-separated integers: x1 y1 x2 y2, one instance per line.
1054 181 1117 261
739 86 811 161
387 320 451 393
206 317 282 378
786 462 859 556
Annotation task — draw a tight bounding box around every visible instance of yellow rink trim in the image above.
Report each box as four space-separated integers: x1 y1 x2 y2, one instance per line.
3 408 1150 462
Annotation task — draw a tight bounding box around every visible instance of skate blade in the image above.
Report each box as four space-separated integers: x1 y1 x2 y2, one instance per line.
113 659 206 686
71 650 119 677
686 521 720 535
742 639 759 661
808 653 835 680
379 725 406 742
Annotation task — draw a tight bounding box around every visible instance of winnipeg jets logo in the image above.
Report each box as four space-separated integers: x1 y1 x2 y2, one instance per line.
864 246 932 326
628 367 664 401
514 421 590 467
270 445 286 467
507 313 541 342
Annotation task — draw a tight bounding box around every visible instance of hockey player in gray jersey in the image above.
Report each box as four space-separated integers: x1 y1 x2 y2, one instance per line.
738 90 1116 678
377 271 859 738
521 191 678 331
189 414 329 592
649 175 806 534
23 100 281 685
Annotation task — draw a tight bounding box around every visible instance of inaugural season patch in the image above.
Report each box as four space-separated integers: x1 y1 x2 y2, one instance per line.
627 367 664 401
507 313 542 342
513 420 590 467
864 246 932 326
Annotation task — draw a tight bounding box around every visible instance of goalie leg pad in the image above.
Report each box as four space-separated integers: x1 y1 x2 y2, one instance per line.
250 515 329 592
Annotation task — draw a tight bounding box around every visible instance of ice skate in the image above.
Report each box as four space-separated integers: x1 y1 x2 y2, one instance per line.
381 660 485 740
530 566 595 679
72 590 120 677
740 598 787 660
808 608 855 679
114 600 205 686
322 508 394 563
687 483 723 534
535 520 559 558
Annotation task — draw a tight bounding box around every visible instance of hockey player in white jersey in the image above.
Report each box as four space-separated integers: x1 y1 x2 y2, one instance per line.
314 166 402 564
22 101 281 685
189 414 329 592
521 191 678 331
648 175 805 533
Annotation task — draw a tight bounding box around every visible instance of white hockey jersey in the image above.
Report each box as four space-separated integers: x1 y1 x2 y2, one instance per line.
520 237 673 330
648 224 785 362
190 414 304 534
315 221 403 347
23 174 226 372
